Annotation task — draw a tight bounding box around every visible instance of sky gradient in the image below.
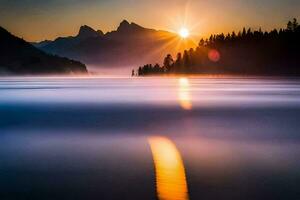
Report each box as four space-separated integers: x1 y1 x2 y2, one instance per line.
0 0 299 41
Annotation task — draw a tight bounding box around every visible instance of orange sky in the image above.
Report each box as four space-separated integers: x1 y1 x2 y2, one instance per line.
0 0 299 41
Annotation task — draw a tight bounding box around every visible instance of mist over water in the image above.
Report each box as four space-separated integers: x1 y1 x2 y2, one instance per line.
1 77 300 200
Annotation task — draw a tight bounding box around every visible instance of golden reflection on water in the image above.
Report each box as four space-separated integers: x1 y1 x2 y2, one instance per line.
178 78 192 110
148 137 189 200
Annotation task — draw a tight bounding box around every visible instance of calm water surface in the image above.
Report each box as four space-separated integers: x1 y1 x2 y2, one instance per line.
1 77 300 200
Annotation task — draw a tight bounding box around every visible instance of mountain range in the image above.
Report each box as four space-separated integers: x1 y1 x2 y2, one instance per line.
0 27 87 75
34 20 195 73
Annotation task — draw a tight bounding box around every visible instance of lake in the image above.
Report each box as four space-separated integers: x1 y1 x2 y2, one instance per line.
1 76 300 200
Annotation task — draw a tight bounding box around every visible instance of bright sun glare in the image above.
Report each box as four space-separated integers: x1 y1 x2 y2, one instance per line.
179 28 189 38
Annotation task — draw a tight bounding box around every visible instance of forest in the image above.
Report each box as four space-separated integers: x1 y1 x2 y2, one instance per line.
135 18 300 76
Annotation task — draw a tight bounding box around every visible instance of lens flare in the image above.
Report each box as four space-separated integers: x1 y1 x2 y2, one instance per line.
208 49 221 62
148 137 189 200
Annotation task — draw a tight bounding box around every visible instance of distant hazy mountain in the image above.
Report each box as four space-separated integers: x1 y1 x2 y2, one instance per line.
0 26 87 75
34 20 195 72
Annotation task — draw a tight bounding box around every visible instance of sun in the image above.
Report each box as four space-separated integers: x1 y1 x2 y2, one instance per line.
179 28 189 38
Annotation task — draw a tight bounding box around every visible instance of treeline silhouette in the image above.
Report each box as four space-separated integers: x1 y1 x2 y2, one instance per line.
135 18 300 76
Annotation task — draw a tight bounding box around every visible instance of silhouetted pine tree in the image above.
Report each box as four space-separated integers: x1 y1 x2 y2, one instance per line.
163 54 174 72
174 53 182 72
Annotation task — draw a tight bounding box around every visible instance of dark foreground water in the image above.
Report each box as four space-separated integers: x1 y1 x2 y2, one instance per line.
1 77 300 200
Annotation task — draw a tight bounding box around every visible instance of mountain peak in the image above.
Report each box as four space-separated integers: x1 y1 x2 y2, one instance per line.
117 20 144 32
97 30 104 36
120 20 130 26
77 25 100 39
